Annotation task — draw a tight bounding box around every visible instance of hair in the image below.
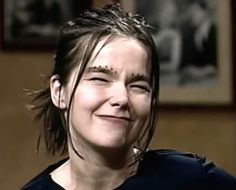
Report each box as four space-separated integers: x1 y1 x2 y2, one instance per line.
31 3 159 160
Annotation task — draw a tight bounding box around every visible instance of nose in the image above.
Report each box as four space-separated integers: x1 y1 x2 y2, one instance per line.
109 83 129 110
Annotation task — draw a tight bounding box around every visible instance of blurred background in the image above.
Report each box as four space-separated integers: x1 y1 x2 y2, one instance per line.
0 0 236 189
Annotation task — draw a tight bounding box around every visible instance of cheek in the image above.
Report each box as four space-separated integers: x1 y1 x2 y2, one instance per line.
131 95 151 119
74 85 105 111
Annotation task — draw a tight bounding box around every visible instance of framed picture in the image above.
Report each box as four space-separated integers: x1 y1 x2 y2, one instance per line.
121 0 233 105
0 0 92 50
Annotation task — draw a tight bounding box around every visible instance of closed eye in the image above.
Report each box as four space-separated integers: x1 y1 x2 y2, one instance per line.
130 84 150 93
89 77 109 82
87 77 109 83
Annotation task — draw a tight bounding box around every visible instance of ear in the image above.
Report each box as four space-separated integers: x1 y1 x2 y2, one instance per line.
50 75 67 109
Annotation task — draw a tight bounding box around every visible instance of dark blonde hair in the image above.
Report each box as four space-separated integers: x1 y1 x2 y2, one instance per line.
32 4 159 158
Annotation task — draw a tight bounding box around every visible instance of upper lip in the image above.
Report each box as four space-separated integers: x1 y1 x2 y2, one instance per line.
96 114 133 121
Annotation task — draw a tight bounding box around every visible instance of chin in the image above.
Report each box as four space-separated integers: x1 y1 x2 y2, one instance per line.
94 138 131 150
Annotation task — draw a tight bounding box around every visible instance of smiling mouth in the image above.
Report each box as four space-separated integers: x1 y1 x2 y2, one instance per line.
96 115 133 124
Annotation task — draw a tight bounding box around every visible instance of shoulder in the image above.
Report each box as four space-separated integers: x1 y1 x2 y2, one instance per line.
140 149 208 178
20 158 67 190
145 149 208 168
137 149 236 189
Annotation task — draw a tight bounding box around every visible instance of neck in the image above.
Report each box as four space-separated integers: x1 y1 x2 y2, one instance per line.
52 145 138 190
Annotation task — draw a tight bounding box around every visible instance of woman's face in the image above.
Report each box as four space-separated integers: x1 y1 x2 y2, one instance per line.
65 37 151 150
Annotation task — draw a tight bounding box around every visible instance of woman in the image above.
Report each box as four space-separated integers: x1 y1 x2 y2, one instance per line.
21 4 236 190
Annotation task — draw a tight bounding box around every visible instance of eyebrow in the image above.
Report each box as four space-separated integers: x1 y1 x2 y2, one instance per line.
86 66 116 76
86 66 150 83
128 74 150 84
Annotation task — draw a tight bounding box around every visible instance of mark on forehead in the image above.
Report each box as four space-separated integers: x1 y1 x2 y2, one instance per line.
130 73 150 83
131 73 145 77
88 65 118 74
87 65 149 81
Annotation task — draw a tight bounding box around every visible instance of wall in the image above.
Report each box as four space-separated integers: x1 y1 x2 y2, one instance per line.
0 1 236 189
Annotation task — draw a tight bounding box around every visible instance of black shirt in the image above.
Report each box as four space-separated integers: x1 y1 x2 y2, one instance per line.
21 150 236 190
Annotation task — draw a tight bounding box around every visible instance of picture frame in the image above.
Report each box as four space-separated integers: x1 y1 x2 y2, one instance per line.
121 0 234 106
0 0 92 51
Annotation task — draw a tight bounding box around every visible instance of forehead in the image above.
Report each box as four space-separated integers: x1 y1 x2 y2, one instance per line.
88 37 151 74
